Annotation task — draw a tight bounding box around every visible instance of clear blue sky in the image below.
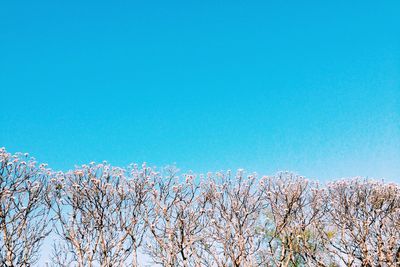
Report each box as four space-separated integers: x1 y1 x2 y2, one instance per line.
1 0 399 182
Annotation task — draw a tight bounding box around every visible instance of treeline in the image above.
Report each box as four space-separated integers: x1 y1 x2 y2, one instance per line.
0 148 399 267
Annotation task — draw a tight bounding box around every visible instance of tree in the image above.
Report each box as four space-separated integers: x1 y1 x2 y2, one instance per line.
50 162 132 267
202 170 264 267
119 163 153 267
2 148 399 266
323 178 400 266
258 172 333 267
0 148 51 266
143 166 210 267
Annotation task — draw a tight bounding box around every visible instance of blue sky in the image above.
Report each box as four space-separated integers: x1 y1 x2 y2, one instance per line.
1 0 399 182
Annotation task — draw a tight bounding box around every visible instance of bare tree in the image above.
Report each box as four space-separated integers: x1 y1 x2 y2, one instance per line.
3 147 400 267
323 178 400 266
142 167 210 267
0 148 51 266
50 162 132 267
258 172 332 267
120 163 153 266
202 170 264 267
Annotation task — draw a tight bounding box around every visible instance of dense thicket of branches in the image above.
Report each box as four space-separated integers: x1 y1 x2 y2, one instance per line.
1 148 399 266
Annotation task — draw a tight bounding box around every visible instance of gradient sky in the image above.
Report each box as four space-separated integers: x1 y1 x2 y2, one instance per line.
1 0 399 183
